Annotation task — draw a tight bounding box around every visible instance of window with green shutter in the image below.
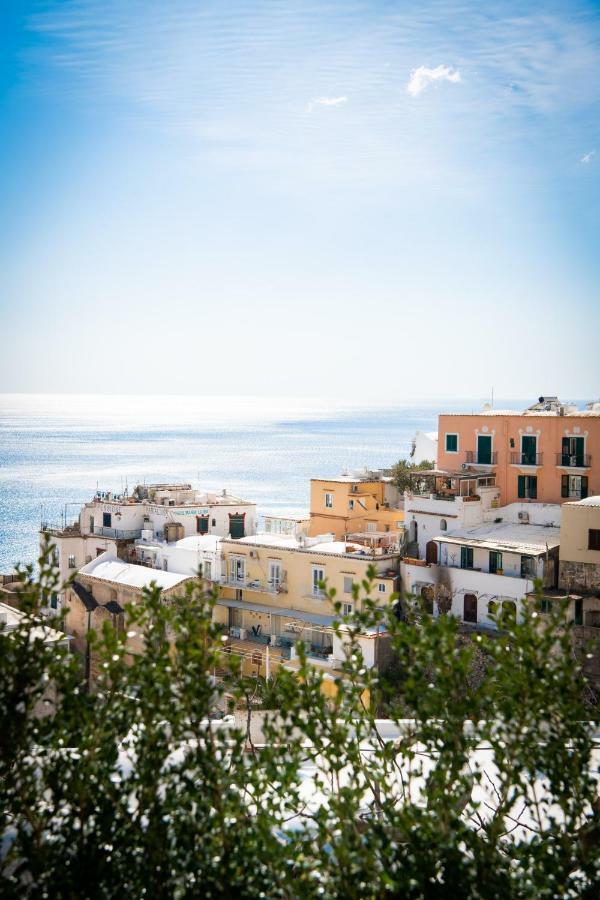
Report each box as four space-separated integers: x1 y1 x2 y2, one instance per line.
445 433 458 452
460 546 473 569
489 551 502 574
518 475 537 499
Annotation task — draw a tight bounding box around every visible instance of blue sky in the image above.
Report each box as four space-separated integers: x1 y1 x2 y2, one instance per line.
0 0 599 400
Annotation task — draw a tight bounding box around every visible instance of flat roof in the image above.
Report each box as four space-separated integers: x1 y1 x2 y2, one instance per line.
216 597 336 628
173 534 222 551
434 522 560 555
222 533 398 559
564 496 600 508
0 602 68 644
79 554 193 590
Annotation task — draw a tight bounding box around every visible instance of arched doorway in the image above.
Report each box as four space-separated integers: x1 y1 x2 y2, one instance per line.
409 520 418 543
425 541 438 564
463 593 478 623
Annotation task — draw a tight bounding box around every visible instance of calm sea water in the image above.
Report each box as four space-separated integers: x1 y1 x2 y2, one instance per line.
0 394 514 570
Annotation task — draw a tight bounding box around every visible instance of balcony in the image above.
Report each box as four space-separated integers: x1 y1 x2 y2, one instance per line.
90 525 142 540
465 451 498 466
555 453 591 468
222 576 287 594
510 452 543 466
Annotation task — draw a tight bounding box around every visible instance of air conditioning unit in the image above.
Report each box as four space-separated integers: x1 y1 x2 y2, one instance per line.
461 463 469 470
518 512 529 523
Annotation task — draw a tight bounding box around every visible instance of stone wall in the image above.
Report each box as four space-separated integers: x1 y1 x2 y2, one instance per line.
559 560 600 593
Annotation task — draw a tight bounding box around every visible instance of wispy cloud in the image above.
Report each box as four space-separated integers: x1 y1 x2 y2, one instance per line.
580 149 596 164
306 96 348 113
406 65 461 97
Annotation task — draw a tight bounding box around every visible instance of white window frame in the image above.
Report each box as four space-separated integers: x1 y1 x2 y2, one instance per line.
343 576 354 594
366 522 377 533
312 566 326 598
325 492 333 509
231 557 245 584
68 554 76 569
378 583 386 593
342 602 353 617
268 561 281 588
445 433 459 454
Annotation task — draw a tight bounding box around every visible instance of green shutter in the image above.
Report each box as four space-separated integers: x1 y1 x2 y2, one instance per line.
581 476 588 499
561 475 569 498
530 476 537 499
518 476 525 499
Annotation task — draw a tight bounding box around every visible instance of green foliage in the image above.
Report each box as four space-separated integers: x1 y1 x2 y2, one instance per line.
390 459 435 494
0 552 599 897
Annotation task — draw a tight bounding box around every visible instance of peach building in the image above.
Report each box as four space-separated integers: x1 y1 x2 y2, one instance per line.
309 475 404 543
437 397 600 506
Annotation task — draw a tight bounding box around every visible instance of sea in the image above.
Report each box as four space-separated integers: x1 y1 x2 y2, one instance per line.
0 393 522 571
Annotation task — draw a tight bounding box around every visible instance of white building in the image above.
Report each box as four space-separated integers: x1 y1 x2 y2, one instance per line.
401 515 560 629
41 483 256 612
129 533 223 583
410 430 438 466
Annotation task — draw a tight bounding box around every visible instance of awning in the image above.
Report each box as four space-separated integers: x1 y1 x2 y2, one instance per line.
216 597 336 628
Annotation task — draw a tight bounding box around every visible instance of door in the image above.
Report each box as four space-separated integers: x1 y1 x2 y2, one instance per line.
521 435 537 465
229 513 246 539
489 550 502 574
426 541 438 564
477 434 492 464
197 516 209 534
562 436 584 466
463 594 478 623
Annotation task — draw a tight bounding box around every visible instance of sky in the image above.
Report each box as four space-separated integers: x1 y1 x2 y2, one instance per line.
0 0 599 401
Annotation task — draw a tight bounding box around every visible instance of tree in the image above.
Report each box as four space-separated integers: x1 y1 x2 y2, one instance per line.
390 458 435 494
1 548 599 898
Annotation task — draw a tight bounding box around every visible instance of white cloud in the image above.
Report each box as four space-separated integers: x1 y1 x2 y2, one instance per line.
580 150 596 164
306 96 348 113
406 65 461 97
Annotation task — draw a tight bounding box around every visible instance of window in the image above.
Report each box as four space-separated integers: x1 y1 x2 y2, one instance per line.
378 583 386 593
343 576 353 594
231 557 245 583
367 522 377 533
89 516 95 533
67 554 76 569
540 598 554 614
421 586 434 614
196 516 209 534
312 566 325 597
212 518 216 527
268 562 281 588
489 551 502 574
502 600 516 621
102 512 112 528
518 475 537 499
203 561 212 581
460 546 473 569
229 513 246 539
325 492 333 509
560 436 585 467
561 475 588 500
50 594 58 610
348 499 354 510
574 598 583 626
487 600 497 616
520 555 535 578
440 519 447 531
342 602 353 617
445 433 458 453
589 529 600 551
521 435 537 465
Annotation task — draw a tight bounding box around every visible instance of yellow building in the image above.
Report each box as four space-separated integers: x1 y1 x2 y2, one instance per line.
309 476 405 544
215 532 400 686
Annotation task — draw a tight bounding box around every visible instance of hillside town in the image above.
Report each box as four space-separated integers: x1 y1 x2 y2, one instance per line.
3 395 600 697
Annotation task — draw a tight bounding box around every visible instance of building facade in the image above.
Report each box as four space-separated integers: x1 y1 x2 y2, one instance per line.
436 398 600 506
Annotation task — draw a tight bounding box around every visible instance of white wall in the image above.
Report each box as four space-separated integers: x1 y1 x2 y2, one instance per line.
80 499 256 541
400 560 533 627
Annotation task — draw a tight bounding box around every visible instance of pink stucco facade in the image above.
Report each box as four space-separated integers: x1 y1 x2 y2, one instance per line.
437 412 600 506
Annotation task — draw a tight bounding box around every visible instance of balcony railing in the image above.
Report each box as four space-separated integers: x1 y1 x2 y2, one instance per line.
555 453 591 468
510 452 543 466
90 525 143 540
465 451 498 465
222 576 287 593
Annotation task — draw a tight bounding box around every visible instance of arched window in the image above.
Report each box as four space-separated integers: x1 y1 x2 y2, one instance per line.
440 519 447 531
487 599 497 617
502 600 516 622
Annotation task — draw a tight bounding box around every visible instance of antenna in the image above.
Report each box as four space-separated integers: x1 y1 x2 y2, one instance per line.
491 386 494 409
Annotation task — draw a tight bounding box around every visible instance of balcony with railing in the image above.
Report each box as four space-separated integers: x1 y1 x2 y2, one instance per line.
555 452 592 468
510 451 543 466
89 525 143 540
222 576 287 594
465 451 498 466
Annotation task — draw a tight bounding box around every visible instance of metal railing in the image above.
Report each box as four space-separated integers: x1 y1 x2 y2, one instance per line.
90 525 143 540
510 452 543 466
222 576 287 593
465 451 498 465
555 453 591 468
